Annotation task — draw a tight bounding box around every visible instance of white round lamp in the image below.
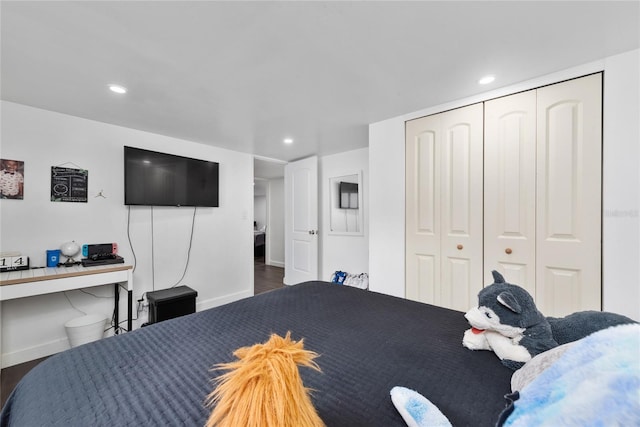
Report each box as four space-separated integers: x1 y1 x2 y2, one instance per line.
60 241 80 266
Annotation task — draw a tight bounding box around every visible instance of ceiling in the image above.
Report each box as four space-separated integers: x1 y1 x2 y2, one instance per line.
2 2 638 174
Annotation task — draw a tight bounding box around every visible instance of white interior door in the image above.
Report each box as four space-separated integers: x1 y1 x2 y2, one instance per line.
439 104 484 311
284 156 318 285
484 90 537 295
405 104 483 310
405 113 441 303
536 73 602 316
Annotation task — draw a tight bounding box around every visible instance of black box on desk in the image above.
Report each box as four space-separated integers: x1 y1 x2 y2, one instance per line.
147 286 198 324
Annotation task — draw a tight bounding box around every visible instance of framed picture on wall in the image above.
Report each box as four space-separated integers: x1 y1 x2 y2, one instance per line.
0 158 25 200
51 166 88 202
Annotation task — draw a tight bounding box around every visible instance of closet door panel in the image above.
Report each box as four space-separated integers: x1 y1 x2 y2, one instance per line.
405 114 441 303
542 267 583 315
484 90 536 295
536 73 602 316
440 103 484 310
442 257 471 311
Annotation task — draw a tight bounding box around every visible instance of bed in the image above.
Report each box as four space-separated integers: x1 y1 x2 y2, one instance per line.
0 281 513 426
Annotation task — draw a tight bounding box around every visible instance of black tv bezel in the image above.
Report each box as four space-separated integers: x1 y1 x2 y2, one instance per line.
124 146 219 207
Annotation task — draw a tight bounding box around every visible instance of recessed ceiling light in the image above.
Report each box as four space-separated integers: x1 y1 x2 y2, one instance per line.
109 84 127 94
478 75 495 85
284 138 293 144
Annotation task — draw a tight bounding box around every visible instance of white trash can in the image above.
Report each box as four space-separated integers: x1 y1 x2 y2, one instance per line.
65 314 107 348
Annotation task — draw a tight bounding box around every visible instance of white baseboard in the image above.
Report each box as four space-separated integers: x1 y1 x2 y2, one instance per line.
196 289 253 311
2 337 70 369
267 260 284 268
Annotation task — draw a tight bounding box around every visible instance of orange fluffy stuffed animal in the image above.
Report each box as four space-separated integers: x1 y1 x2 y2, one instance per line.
205 332 325 427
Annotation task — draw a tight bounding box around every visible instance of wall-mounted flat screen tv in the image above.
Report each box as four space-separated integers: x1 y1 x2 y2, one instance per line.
124 146 219 207
339 181 358 209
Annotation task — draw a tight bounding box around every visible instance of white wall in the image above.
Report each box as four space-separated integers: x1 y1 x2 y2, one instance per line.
0 101 254 367
266 178 285 268
319 148 369 281
369 121 405 297
601 50 640 320
254 195 266 230
369 49 640 321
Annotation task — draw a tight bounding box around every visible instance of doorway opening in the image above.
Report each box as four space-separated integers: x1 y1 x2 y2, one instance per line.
253 157 286 294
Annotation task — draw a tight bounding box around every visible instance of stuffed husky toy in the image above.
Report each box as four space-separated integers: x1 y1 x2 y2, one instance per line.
392 272 636 426
205 332 324 427
463 271 636 370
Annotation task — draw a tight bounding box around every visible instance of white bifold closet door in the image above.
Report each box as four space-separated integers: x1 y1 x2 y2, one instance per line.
405 103 483 311
484 74 602 317
484 90 537 296
535 74 602 316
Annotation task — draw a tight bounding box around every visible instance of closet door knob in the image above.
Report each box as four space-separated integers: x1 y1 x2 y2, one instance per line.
456 244 463 250
505 248 513 255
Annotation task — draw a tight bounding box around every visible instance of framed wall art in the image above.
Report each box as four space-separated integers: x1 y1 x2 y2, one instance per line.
51 166 88 202
0 158 25 200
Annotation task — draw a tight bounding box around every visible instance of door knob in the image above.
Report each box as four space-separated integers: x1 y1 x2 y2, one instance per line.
505 248 513 254
308 230 316 235
457 244 463 250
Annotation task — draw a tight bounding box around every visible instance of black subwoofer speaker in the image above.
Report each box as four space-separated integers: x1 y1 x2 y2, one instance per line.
146 286 198 324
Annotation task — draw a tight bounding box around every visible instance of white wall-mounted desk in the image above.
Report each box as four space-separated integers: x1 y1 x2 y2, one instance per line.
0 264 133 332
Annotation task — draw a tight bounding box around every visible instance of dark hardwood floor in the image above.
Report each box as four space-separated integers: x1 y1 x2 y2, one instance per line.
1 356 48 408
254 254 285 294
0 256 285 408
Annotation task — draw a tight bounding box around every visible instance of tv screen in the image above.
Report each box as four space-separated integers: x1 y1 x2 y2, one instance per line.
124 146 219 207
339 181 358 209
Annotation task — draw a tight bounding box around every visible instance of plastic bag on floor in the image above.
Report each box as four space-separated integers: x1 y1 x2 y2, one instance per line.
331 271 347 284
331 271 369 290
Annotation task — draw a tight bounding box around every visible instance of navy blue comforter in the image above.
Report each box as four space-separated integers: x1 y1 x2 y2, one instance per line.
1 281 511 426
